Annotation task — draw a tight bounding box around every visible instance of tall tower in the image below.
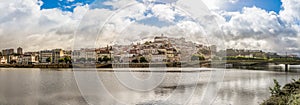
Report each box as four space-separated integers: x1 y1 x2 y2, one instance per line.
17 47 23 55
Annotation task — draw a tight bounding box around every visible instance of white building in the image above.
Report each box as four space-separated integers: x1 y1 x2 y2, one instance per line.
22 55 38 64
151 54 167 62
52 49 64 64
72 49 96 63
39 50 53 63
0 56 7 64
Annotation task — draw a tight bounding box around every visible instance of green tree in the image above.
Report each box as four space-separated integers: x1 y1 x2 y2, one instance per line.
132 59 138 63
212 56 220 60
79 58 86 62
64 56 71 64
102 56 110 62
58 58 65 63
98 57 103 62
269 79 282 96
46 57 52 63
191 55 205 61
87 58 93 62
140 57 148 63
144 41 150 45
10 60 17 64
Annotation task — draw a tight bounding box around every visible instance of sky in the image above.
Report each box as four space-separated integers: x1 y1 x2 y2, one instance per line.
0 0 299 55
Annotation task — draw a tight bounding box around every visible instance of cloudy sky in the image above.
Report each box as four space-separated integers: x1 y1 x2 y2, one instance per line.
0 0 299 55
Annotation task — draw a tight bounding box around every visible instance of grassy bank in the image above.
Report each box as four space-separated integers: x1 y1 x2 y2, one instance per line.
261 79 300 105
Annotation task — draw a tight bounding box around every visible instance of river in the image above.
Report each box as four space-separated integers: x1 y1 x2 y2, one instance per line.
0 68 299 105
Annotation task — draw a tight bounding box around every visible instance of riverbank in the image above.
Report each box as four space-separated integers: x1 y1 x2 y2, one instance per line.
0 62 296 71
0 64 72 68
261 79 300 105
0 62 212 68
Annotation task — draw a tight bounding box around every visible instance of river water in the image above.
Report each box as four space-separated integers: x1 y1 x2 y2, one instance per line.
0 68 299 105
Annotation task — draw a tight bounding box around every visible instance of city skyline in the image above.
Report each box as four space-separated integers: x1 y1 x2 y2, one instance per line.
0 34 298 57
0 36 294 56
0 0 299 55
1 1 300 105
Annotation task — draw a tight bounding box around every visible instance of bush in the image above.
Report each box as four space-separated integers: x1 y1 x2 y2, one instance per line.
140 57 148 63
191 55 205 61
269 79 282 96
262 79 300 105
132 59 138 63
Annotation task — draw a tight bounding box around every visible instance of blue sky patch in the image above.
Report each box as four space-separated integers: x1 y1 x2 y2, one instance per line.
137 17 175 28
40 0 95 12
223 0 282 13
40 0 115 12
40 0 283 14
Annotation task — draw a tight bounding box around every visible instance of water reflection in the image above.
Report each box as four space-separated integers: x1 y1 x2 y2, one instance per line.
0 68 86 105
0 68 299 105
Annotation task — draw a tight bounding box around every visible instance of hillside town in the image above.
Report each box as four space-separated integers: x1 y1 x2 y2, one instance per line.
0 34 298 65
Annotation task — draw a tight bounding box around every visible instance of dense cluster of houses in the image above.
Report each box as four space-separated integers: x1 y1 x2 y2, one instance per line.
0 34 216 64
71 34 216 64
0 48 72 64
110 34 215 63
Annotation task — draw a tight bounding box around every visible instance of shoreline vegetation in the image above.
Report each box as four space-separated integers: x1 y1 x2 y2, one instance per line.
262 79 300 105
1 59 300 71
0 62 212 68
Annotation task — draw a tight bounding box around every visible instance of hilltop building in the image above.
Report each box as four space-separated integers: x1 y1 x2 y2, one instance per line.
111 34 213 63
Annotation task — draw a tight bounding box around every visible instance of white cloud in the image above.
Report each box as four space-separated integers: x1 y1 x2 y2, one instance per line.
0 0 78 51
201 0 239 10
67 0 75 2
216 5 300 53
280 0 300 23
0 0 299 55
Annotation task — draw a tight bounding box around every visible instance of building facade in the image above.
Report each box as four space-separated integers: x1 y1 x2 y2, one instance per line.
39 50 53 63
52 49 64 64
17 47 23 55
2 49 14 56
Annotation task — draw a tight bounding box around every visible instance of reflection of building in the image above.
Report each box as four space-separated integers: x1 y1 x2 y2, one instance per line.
17 47 23 55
